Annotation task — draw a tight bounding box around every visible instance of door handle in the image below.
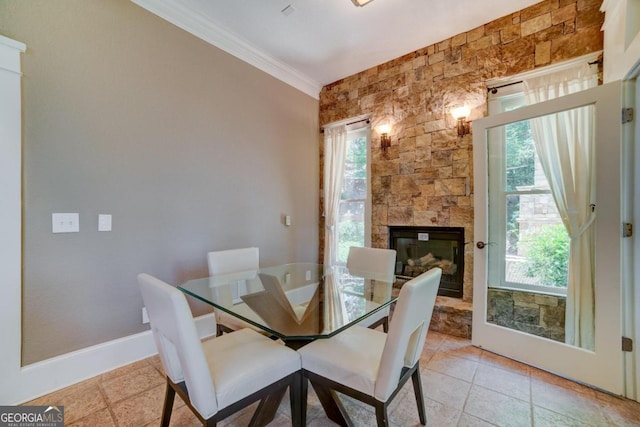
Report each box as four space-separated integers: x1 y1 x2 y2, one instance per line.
476 241 490 249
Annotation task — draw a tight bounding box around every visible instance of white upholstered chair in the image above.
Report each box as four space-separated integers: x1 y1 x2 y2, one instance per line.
137 273 302 427
346 246 396 332
298 268 442 426
207 247 261 336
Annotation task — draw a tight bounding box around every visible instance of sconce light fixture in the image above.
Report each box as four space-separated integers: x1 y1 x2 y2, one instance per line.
378 124 391 152
351 0 374 6
451 105 471 137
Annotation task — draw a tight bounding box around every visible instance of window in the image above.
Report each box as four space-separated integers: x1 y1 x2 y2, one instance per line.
335 127 370 264
487 91 569 295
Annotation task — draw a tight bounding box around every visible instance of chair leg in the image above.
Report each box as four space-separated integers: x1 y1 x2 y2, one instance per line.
382 317 389 333
248 386 286 427
161 380 176 427
310 380 351 427
216 324 224 336
299 374 308 427
375 402 389 427
411 366 426 425
288 372 304 427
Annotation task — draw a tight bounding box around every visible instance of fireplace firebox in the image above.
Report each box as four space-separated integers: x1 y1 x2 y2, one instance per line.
389 226 464 299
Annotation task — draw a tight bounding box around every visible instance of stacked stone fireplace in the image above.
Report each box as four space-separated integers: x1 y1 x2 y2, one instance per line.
389 226 472 339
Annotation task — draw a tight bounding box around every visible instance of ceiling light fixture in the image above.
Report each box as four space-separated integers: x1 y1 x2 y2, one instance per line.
352 0 375 6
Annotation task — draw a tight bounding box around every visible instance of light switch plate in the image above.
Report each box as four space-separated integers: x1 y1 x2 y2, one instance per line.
52 213 79 233
98 214 112 231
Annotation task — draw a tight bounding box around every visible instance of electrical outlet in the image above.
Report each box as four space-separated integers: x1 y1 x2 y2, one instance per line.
142 307 149 324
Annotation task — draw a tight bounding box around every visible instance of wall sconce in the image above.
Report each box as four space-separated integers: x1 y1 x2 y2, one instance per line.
451 105 471 137
378 124 391 152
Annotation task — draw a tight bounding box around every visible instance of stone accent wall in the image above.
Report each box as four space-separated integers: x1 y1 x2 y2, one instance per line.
487 288 566 342
319 0 604 302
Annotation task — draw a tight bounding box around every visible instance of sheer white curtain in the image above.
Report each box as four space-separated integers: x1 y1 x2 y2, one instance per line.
321 267 348 331
523 63 598 350
323 125 348 266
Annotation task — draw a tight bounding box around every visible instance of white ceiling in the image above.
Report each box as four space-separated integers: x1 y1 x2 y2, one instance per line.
132 0 541 98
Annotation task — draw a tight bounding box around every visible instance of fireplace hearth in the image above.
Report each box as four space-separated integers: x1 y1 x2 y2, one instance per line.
389 226 465 299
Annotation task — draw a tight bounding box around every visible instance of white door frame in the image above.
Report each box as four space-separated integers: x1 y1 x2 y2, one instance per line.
0 34 29 404
472 81 625 395
625 69 640 402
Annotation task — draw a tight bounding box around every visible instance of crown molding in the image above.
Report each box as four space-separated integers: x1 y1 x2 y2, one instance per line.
130 0 322 99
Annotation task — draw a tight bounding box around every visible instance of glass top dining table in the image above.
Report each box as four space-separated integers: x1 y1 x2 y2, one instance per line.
179 262 395 347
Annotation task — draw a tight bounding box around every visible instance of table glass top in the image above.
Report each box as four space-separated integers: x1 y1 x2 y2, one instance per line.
179 263 395 341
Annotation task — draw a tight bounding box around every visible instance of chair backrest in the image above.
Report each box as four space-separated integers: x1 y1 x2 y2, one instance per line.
137 274 218 418
346 246 396 282
207 247 260 303
207 247 259 275
374 268 442 401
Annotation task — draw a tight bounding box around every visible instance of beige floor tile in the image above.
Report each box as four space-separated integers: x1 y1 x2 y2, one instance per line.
67 408 116 427
597 394 640 427
24 377 99 406
425 330 447 348
473 364 530 402
464 385 531 427
306 415 339 426
101 364 165 404
26 383 107 424
111 383 167 427
529 366 596 395
478 350 530 376
422 369 472 411
329 397 377 426
99 359 150 382
425 352 479 382
420 344 438 367
167 404 201 426
390 394 461 427
147 354 164 374
457 413 499 427
437 335 483 362
216 402 263 426
531 379 609 426
533 406 595 427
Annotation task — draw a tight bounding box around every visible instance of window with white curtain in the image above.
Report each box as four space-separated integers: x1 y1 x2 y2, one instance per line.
335 127 370 264
323 120 371 266
487 91 569 295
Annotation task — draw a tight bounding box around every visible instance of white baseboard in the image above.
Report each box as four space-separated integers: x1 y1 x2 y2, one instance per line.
9 313 216 405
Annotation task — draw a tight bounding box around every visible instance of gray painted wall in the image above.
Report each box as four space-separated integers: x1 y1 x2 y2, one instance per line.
0 0 319 364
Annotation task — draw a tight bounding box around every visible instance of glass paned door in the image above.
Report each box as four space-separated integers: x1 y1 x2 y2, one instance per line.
473 81 623 394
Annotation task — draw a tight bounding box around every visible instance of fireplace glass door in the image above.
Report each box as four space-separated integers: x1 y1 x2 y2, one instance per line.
389 226 464 298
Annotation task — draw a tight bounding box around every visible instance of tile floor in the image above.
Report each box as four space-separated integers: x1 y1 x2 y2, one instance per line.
24 331 640 426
